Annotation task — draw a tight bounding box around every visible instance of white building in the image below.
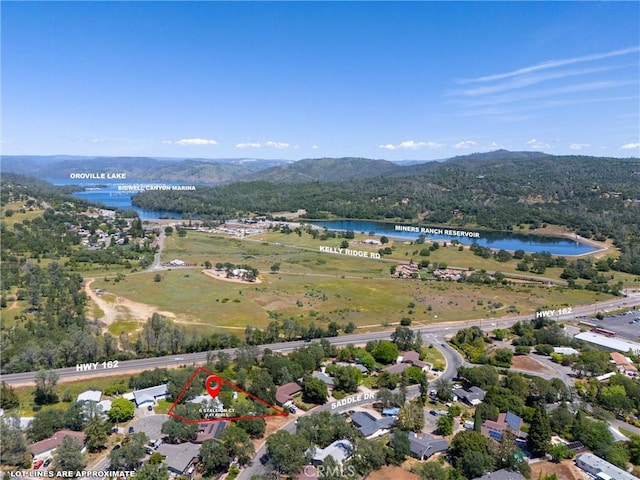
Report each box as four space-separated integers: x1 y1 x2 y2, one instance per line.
574 332 640 355
575 453 637 480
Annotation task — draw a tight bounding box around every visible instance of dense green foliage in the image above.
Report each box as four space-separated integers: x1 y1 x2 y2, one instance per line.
133 153 640 273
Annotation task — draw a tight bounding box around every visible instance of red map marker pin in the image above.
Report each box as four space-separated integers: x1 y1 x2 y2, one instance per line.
205 375 222 399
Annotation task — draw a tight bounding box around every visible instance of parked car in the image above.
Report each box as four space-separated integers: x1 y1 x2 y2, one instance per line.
128 426 135 434
33 459 44 469
43 458 52 468
147 405 153 412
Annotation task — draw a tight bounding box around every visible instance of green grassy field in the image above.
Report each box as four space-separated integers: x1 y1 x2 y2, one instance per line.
91 230 614 333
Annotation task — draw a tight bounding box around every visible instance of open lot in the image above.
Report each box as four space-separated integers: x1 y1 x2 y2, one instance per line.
88 231 615 334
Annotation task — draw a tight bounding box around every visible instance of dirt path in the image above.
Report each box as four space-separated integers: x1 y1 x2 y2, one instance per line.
8 298 19 310
85 278 176 329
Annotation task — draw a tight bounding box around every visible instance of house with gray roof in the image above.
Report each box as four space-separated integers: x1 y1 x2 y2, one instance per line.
310 439 353 465
157 442 201 477
453 386 487 406
76 390 102 403
350 411 395 438
311 372 334 388
132 384 169 407
575 452 638 480
473 469 526 480
407 432 449 460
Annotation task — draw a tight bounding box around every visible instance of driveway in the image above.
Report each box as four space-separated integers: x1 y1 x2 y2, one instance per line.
129 414 169 441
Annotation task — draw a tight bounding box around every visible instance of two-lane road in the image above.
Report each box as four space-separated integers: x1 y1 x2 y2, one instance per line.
2 293 637 386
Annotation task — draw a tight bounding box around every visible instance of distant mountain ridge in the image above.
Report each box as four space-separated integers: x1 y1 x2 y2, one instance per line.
1 150 636 185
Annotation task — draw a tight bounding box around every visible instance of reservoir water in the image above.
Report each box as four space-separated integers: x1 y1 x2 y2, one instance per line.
50 180 186 220
308 220 597 256
51 180 598 255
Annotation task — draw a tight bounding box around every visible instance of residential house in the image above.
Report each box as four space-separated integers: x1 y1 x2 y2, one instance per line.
195 421 228 443
30 430 86 460
473 469 527 480
382 407 400 417
157 442 201 478
610 352 638 376
131 384 169 407
481 412 526 440
383 363 411 375
453 386 487 406
407 432 449 460
276 382 303 406
76 390 102 403
575 453 637 480
350 411 395 438
310 439 353 465
311 371 335 388
401 351 431 372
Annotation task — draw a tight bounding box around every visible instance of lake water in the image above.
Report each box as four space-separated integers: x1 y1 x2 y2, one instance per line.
50 180 185 219
308 220 597 255
51 180 597 254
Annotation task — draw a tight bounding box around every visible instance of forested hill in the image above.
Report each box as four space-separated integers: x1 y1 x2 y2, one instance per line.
239 157 403 182
132 154 640 273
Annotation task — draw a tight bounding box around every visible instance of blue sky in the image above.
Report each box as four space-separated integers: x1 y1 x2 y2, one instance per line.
2 1 639 160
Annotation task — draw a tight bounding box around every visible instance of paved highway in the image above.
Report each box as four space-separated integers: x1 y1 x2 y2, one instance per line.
2 293 637 386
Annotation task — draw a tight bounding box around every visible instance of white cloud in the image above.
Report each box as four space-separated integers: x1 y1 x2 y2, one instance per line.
488 142 504 150
569 143 591 150
235 140 294 149
527 138 550 149
454 141 477 149
311 145 320 150
458 46 639 84
161 140 173 144
378 140 444 150
176 138 218 146
621 143 640 150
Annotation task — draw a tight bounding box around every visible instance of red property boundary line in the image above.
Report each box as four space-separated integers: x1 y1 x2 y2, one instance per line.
167 366 287 424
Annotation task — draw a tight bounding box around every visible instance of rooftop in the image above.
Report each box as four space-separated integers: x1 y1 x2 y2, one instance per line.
276 382 303 405
575 453 638 480
407 432 449 460
29 430 86 456
474 469 527 480
574 332 640 355
76 390 102 403
311 439 353 465
157 442 201 474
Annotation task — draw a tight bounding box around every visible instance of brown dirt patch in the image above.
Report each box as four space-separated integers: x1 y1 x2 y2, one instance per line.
511 355 555 374
530 460 588 480
366 466 420 480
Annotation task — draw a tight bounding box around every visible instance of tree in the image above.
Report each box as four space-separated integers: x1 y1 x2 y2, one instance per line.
372 341 399 364
380 236 389 244
153 273 162 282
340 240 349 248
108 398 135 423
84 416 110 452
270 262 281 273
28 408 65 441
0 382 19 409
34 369 59 404
0 415 29 467
64 401 86 431
527 402 552 457
161 416 199 443
204 260 212 270
434 378 453 402
391 326 415 351
248 369 277 406
110 432 148 469
350 438 388 475
436 414 454 436
450 430 494 479
134 463 169 480
397 400 425 432
549 443 572 463
333 366 362 393
419 372 430 401
53 435 87 471
303 376 329 404
266 430 309 476
220 424 255 466
388 429 411 464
